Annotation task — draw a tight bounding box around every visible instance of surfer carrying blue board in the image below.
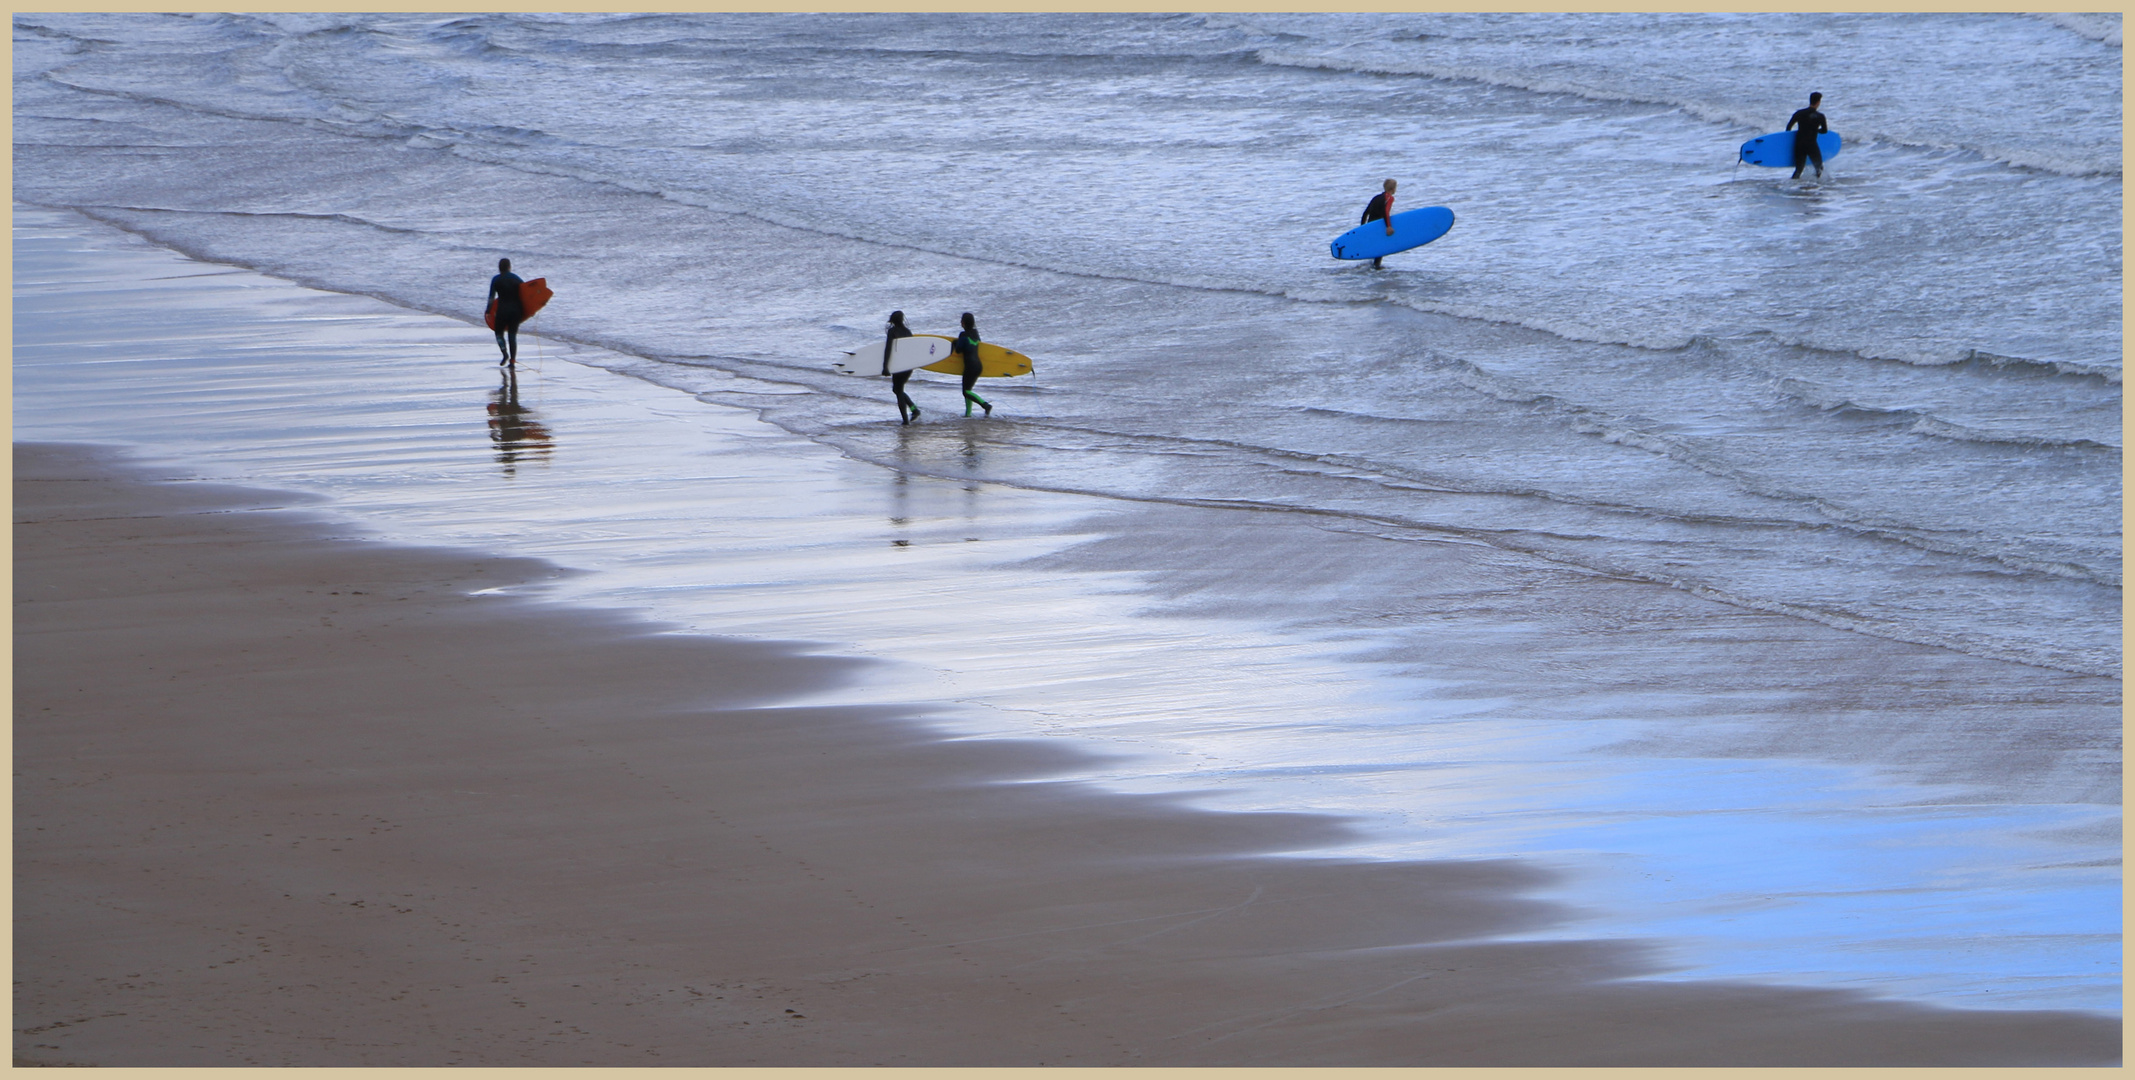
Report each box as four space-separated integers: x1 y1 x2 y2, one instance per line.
487 257 525 366
885 310 920 425
1361 179 1397 268
955 312 991 418
1786 93 1829 180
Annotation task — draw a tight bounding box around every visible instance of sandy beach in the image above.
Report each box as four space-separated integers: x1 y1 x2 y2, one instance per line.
14 442 2121 1067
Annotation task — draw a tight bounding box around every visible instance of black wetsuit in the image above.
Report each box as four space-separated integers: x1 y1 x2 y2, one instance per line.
955 326 989 415
1361 192 1394 266
488 271 525 362
489 271 525 328
1786 106 1828 178
955 328 981 390
885 320 917 421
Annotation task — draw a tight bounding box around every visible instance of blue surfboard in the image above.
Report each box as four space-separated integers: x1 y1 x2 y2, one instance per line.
1330 206 1456 261
1739 131 1841 168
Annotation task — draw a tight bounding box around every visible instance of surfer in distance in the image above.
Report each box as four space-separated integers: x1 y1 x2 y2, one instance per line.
955 312 991 418
1361 179 1397 268
1786 92 1828 180
487 257 525 366
885 310 920 425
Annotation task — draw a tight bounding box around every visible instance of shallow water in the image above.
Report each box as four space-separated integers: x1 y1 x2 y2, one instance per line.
12 12 2121 676
12 12 2121 1014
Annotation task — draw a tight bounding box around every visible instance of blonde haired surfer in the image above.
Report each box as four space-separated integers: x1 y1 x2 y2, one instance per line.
1361 179 1397 268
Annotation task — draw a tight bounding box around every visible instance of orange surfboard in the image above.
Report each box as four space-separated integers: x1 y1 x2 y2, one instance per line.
485 277 552 330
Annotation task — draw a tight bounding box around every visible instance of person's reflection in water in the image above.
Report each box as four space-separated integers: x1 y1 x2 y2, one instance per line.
958 422 984 470
888 470 912 548
486 366 553 477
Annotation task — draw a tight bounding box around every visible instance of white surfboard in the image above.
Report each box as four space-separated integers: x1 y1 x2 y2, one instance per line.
833 334 954 377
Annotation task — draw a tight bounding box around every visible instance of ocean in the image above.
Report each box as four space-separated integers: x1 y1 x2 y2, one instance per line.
12 12 2121 1015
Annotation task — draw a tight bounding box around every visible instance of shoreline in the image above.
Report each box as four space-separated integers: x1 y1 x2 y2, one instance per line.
10 198 2120 1028
14 440 2120 1067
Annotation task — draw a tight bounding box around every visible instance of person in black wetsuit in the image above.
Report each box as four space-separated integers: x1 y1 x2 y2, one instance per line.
955 312 990 417
1361 178 1398 268
1786 92 1828 180
884 310 920 425
487 257 525 365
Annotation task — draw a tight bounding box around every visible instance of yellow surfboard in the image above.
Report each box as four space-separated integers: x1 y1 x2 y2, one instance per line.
914 334 1033 378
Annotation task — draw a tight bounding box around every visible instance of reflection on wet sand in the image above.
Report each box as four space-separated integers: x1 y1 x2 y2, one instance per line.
889 470 911 547
486 368 552 475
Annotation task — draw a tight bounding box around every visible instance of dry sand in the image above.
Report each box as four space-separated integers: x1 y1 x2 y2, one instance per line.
13 441 2120 1067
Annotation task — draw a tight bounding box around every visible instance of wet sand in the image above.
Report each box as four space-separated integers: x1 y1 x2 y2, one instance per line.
13 441 2120 1067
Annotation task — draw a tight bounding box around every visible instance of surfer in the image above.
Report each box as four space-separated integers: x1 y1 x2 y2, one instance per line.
1361 179 1397 268
885 310 920 425
1786 92 1828 180
486 257 525 366
955 312 991 418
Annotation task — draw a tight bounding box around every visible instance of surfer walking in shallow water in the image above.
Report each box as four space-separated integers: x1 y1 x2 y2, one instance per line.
956 312 991 417
884 310 920 425
487 257 525 366
1362 179 1397 268
1786 92 1828 180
